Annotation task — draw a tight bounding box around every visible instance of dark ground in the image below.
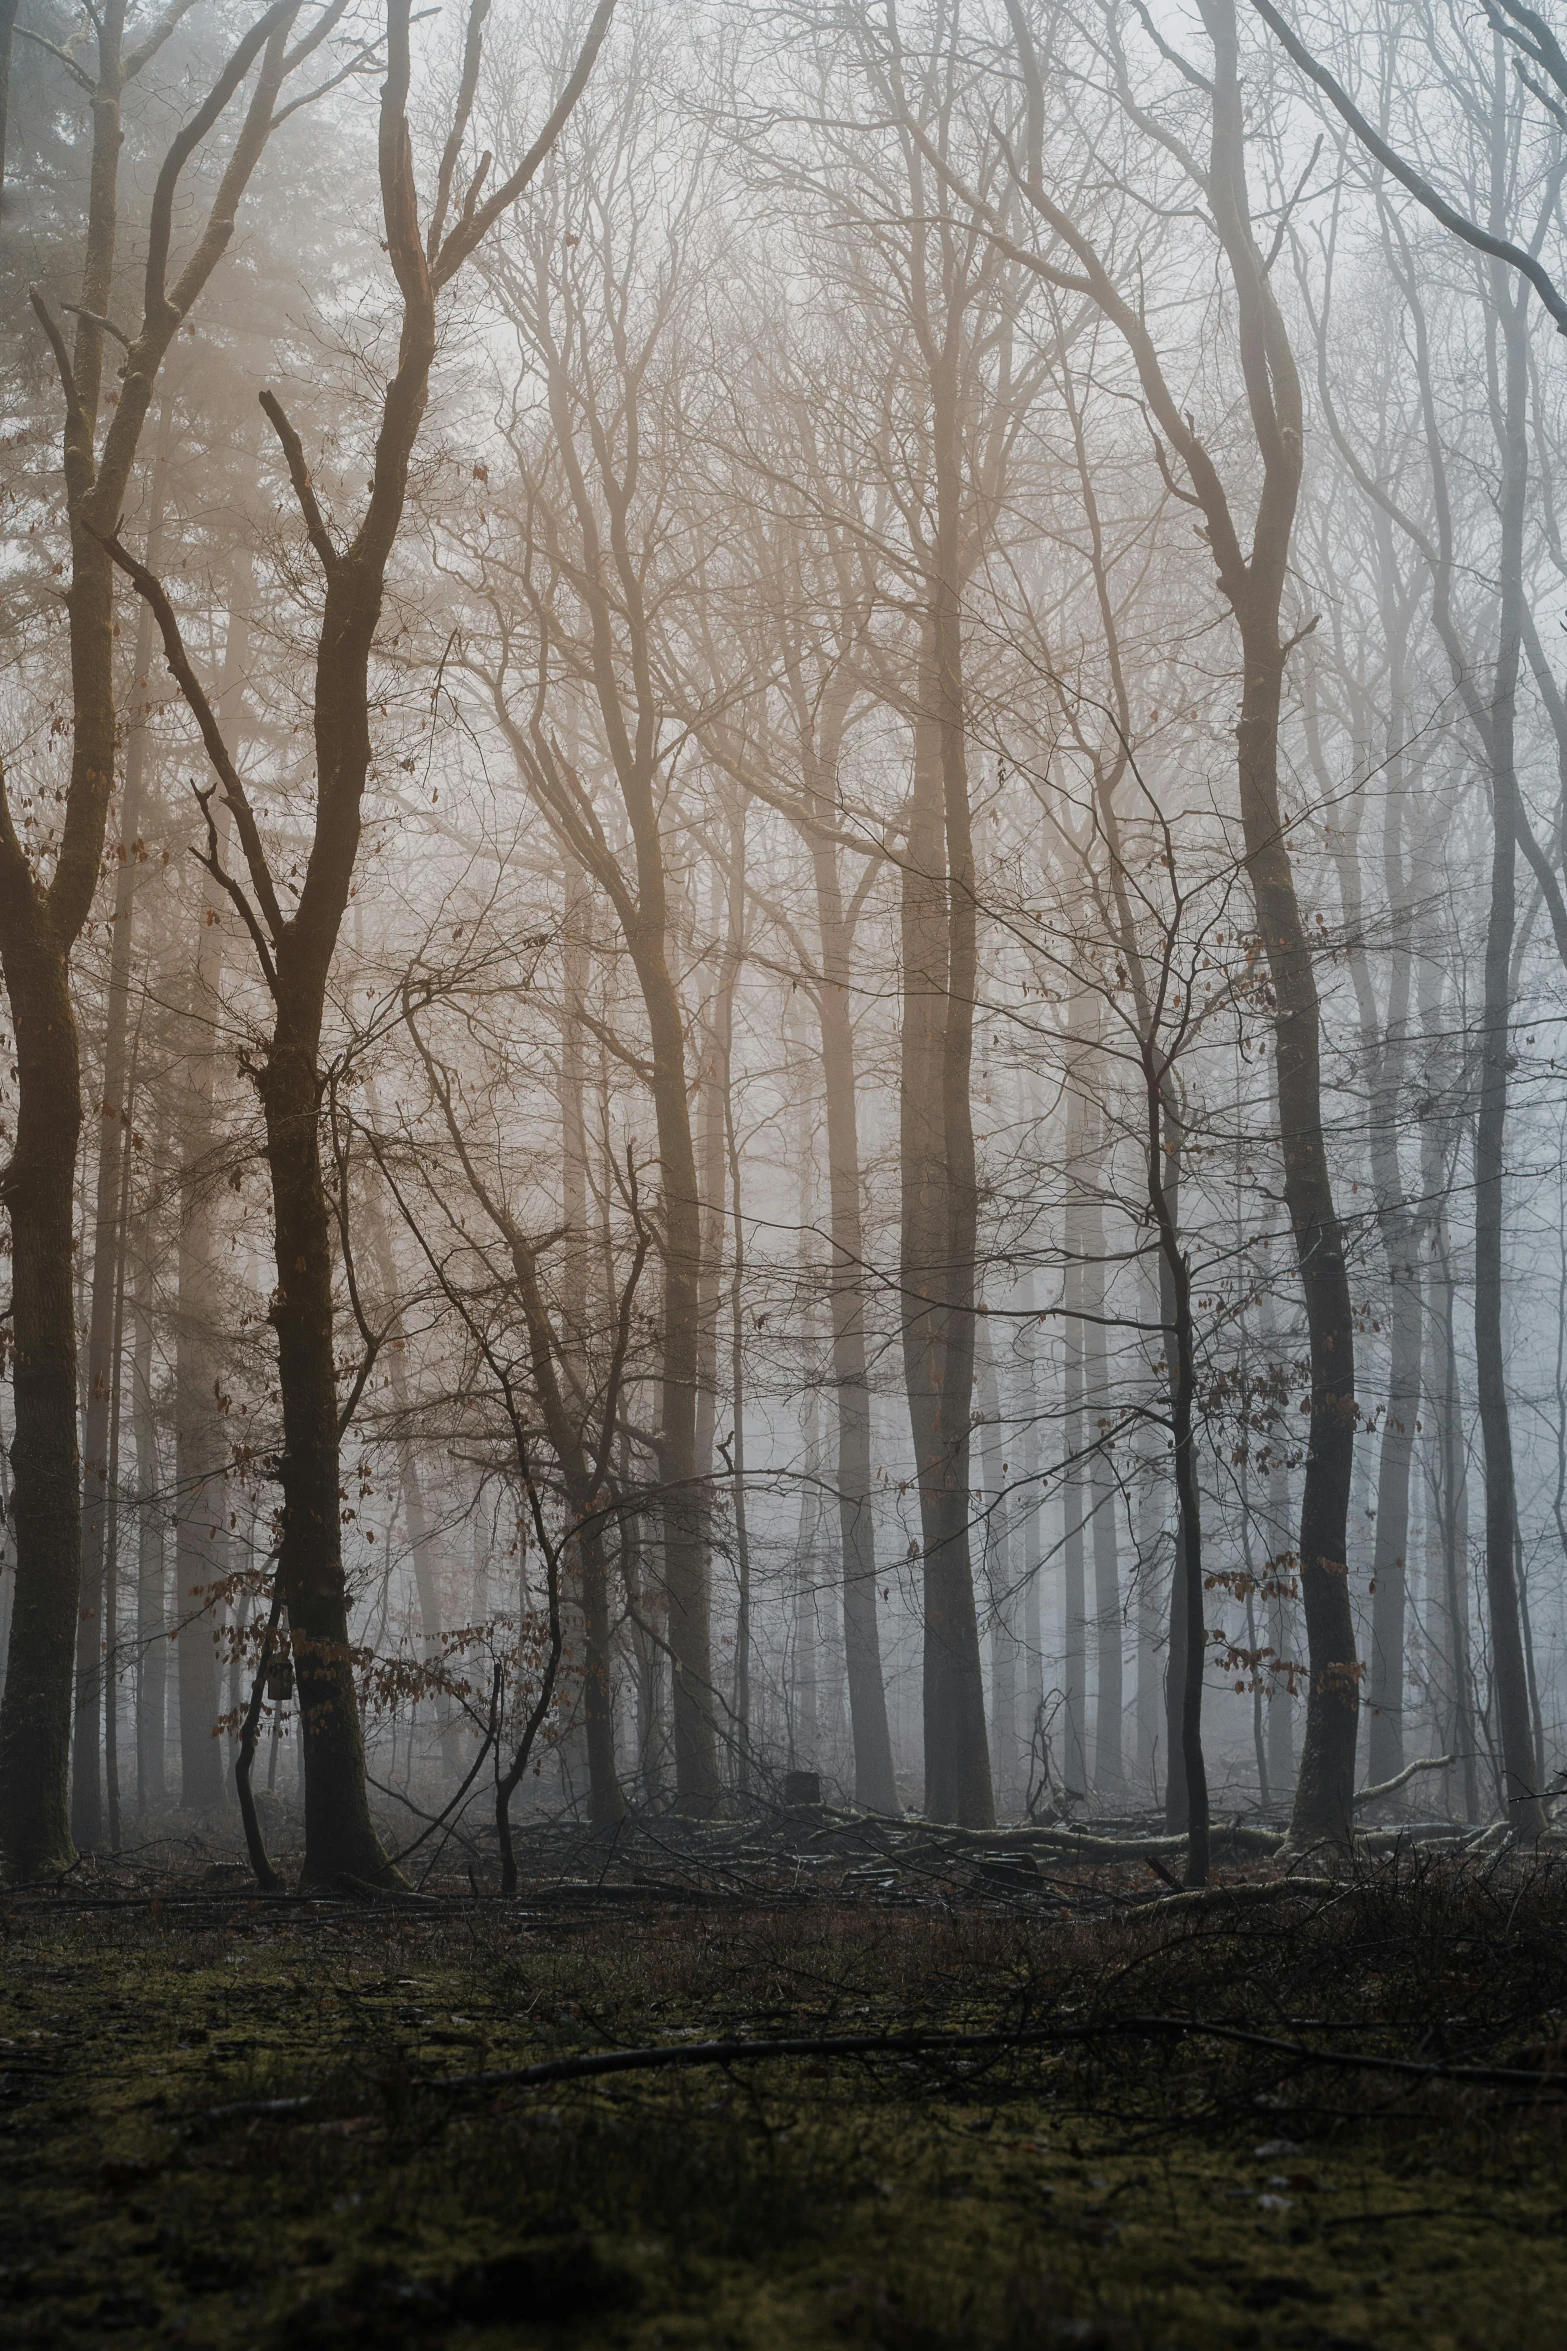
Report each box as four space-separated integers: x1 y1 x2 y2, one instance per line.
1 1819 1564 2347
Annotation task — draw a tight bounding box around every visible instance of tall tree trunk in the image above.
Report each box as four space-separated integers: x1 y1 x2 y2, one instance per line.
1434 1218 1481 1823
1257 1256 1297 1805
631 927 717 1813
805 822 897 1812
1143 1060 1208 1886
929 362 992 1832
1062 1004 1098 1797
101 1021 139 1852
0 893 88 1875
1367 1237 1422 1788
1468 271 1546 1836
1132 1252 1163 1799
173 564 251 1816
361 1173 455 1769
260 1001 387 1879
977 1323 1017 1812
557 873 620 1826
1061 1239 1089 1801
789 1008 823 1777
1326 682 1427 1795
172 1005 227 1816
791 1379 822 1774
724 1049 754 1795
900 636 991 1826
485 796 712 1814
1158 1116 1190 1835
1081 1169 1122 1799
1236 625 1359 1846
0 17 124 1879
73 405 173 1849
1018 1281 1046 1792
130 1215 165 1815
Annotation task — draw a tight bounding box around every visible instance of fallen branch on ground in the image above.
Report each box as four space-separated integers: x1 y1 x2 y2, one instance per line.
1353 1757 1453 1808
186 2006 1565 2126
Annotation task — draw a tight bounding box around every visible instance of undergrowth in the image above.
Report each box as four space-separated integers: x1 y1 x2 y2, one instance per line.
0 1851 1563 2346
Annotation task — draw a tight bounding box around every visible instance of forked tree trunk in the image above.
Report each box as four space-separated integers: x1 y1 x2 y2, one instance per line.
117 0 617 1881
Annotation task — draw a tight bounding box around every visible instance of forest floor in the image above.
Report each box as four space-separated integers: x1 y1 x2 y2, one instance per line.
1 1819 1565 2349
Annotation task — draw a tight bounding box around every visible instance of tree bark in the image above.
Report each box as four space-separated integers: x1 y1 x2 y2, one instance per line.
73 404 173 1848
1143 1058 1208 1887
805 822 898 1812
1331 746 1425 1793
556 874 619 1825
1234 626 1359 1844
130 1213 165 1815
1468 266 1546 1836
977 1323 1018 1811
900 636 992 1826
0 898 85 1876
1061 1139 1090 1802
174 567 251 1818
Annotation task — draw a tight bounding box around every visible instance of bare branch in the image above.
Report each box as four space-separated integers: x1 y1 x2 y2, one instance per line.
1248 0 1567 332
28 289 81 427
142 0 301 331
258 389 339 573
432 0 619 288
95 531 287 947
190 781 279 997
61 302 131 352
12 23 94 90
123 0 201 82
427 0 491 261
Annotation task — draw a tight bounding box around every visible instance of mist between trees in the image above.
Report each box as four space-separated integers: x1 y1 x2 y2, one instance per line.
2 0 1566 1891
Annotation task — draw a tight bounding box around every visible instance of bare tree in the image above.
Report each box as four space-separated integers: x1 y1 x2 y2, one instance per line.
0 0 333 1880
107 0 617 1884
910 0 1362 1842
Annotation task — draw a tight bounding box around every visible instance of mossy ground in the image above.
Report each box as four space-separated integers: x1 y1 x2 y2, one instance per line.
1 1854 1564 2346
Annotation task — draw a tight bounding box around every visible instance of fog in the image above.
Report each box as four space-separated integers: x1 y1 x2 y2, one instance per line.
3 0 1567 1889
